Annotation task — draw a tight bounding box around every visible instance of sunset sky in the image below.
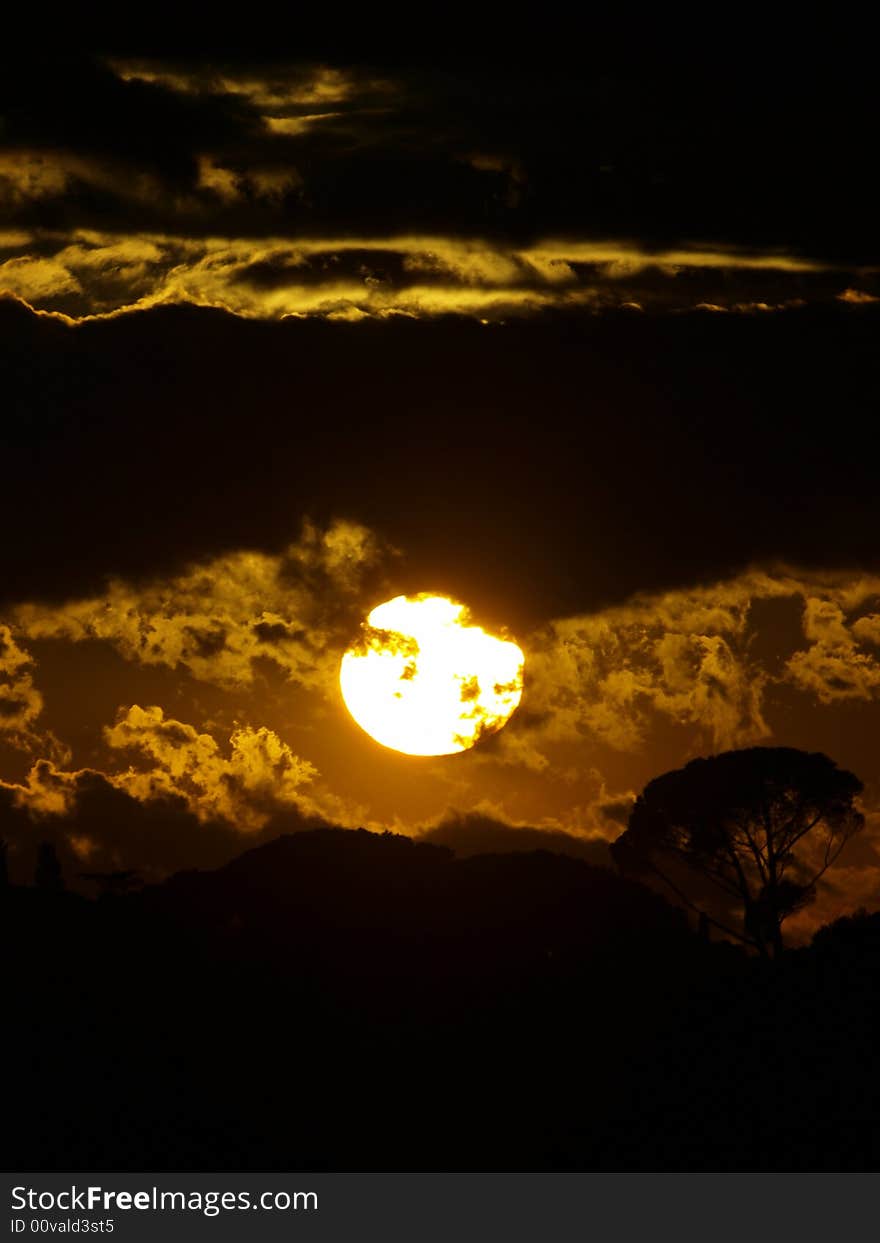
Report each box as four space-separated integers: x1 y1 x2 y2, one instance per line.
2 47 879 939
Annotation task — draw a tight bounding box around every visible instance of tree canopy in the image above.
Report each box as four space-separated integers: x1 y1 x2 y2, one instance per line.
611 747 864 957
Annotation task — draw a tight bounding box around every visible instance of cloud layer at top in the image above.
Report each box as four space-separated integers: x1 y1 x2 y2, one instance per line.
2 227 874 322
0 54 877 320
2 53 875 254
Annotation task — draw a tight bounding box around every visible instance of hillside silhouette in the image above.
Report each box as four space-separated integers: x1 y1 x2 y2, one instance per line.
4 825 880 1171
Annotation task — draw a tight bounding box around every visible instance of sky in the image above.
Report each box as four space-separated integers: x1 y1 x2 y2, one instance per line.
2 48 880 938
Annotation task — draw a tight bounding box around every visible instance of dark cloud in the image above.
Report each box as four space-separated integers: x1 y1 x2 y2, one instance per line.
1 51 877 262
2 52 876 320
420 811 612 867
252 619 305 643
230 249 414 291
2 296 879 631
596 798 635 829
0 769 246 882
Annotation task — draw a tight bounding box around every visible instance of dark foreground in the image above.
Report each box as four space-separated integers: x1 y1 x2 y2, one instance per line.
5 828 879 1170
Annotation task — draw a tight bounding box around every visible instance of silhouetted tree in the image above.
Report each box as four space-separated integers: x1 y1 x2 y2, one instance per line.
611 747 864 958
34 841 64 892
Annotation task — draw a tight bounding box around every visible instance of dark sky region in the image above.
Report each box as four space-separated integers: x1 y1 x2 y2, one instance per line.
2 45 880 939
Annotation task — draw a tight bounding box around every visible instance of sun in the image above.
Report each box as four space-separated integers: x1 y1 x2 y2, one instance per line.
340 594 525 756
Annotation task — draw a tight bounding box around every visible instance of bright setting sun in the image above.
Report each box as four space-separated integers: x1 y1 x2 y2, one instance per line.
339 594 524 756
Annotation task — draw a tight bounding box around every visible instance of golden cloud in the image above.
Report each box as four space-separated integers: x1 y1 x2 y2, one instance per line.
838 288 880 304
0 254 83 301
105 704 317 829
264 113 345 137
106 60 394 146
1 711 320 832
0 757 83 816
197 156 302 204
14 520 387 695
497 568 880 772
0 624 44 733
107 61 382 110
0 152 72 203
785 595 880 702
1 227 871 322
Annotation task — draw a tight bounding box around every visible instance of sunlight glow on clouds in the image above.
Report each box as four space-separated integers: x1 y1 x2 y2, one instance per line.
5 533 880 835
14 520 386 694
0 624 43 733
5 525 880 931
505 568 880 770
107 61 384 110
106 705 317 829
0 228 873 323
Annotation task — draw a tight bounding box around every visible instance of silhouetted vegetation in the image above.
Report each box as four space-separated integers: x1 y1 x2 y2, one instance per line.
4 817 880 1172
80 868 144 898
612 748 863 958
34 841 64 893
